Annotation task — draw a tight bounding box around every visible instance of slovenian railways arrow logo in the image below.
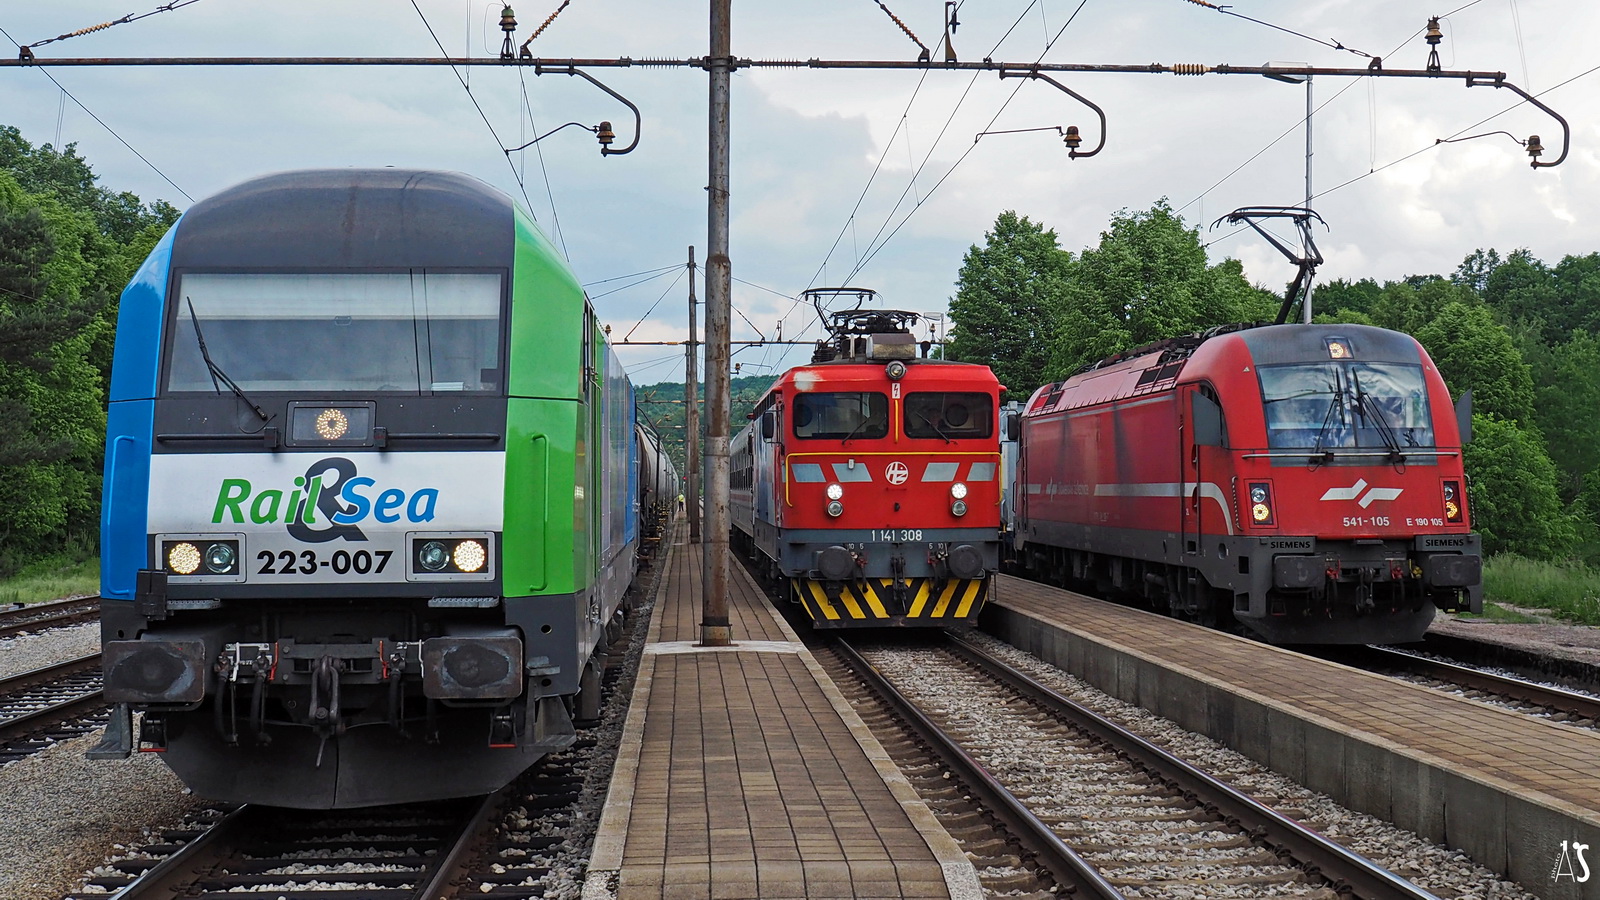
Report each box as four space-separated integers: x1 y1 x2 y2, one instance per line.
1319 478 1403 509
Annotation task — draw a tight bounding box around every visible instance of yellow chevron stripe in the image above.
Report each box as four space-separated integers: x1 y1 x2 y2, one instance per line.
837 584 867 619
907 579 932 617
859 581 890 618
953 579 984 618
805 581 842 621
931 580 959 618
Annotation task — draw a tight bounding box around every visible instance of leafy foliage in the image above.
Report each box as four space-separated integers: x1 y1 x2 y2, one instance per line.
946 211 1069 401
1461 414 1573 558
1412 302 1535 426
1047 200 1274 376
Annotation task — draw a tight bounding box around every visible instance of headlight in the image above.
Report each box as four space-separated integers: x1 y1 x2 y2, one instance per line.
1247 482 1274 526
453 539 487 573
204 542 237 574
167 542 201 575
1442 480 1463 523
950 482 968 500
314 407 350 440
826 483 844 500
826 500 844 517
418 541 450 571
885 360 907 380
951 499 968 517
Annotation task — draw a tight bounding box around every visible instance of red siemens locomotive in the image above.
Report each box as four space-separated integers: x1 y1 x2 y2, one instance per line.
1008 322 1481 644
731 304 1003 627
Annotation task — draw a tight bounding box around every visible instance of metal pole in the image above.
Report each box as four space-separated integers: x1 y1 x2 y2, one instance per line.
686 246 702 544
700 0 733 646
1302 75 1314 324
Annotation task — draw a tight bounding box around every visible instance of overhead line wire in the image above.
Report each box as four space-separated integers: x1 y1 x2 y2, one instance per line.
407 1 539 216
773 0 1080 376
621 267 687 341
585 264 681 287
1177 0 1491 216
588 267 681 302
520 68 569 260
0 24 193 203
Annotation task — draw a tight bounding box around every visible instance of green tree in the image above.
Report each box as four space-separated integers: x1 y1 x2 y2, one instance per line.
1463 415 1574 558
0 172 109 566
1452 247 1502 294
1483 248 1561 343
946 211 1070 401
1048 200 1273 375
1309 277 1383 323
1551 252 1600 338
1413 301 1534 426
1531 332 1600 497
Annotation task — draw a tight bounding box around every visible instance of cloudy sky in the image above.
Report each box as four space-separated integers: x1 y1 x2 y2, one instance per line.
3 1 1594 385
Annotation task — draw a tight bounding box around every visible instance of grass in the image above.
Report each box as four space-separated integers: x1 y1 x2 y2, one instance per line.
0 555 99 607
1482 554 1600 626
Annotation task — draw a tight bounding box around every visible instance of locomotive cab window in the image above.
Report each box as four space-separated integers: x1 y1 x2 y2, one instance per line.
792 391 888 440
904 392 993 440
165 271 504 394
1259 362 1434 451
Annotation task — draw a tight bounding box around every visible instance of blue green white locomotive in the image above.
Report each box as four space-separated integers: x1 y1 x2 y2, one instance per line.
95 169 672 808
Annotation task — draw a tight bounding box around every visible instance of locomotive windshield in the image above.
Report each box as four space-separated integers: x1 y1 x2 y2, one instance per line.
904 392 993 440
792 391 888 440
1259 362 1434 450
165 272 503 393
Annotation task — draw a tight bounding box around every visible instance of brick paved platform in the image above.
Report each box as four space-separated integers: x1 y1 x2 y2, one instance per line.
585 531 981 900
985 575 1600 900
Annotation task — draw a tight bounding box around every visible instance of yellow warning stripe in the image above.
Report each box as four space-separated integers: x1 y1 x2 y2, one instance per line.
795 578 989 621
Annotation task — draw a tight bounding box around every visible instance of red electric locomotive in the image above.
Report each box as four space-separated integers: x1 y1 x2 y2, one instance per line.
731 304 1002 627
1009 322 1481 644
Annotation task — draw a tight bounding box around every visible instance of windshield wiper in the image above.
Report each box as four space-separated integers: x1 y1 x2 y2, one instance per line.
1349 368 1404 463
1310 371 1345 462
913 411 954 444
187 298 269 426
840 414 885 444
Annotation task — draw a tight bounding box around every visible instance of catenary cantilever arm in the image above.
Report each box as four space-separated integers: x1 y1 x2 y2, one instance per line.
1464 75 1568 168
998 68 1106 159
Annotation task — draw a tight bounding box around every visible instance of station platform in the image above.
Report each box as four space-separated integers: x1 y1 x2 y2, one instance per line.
584 529 981 900
984 575 1600 900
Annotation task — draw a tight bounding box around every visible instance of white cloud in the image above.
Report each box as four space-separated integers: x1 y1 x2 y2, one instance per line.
3 0 1594 382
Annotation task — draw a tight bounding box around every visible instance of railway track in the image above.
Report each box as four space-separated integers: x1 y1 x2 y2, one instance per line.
836 633 1443 899
0 652 107 763
0 595 98 639
1332 644 1600 728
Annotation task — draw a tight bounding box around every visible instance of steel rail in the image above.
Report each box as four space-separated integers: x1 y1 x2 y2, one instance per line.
1357 644 1600 721
0 652 102 694
409 790 504 899
110 805 255 899
0 652 106 744
832 636 1127 900
945 633 1445 900
0 595 99 639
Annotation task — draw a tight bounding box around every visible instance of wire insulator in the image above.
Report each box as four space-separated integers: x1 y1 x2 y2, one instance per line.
874 0 932 59
1172 63 1211 75
520 0 572 55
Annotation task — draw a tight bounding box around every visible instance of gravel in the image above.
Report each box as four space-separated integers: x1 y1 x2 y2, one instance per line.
0 622 100 680
962 632 1541 900
1432 612 1600 666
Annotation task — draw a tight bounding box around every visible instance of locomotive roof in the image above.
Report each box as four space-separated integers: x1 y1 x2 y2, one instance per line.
171 168 515 271
1028 322 1426 414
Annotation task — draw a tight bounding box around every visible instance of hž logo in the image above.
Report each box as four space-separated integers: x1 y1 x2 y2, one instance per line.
1552 840 1592 882
210 456 441 543
885 461 909 485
